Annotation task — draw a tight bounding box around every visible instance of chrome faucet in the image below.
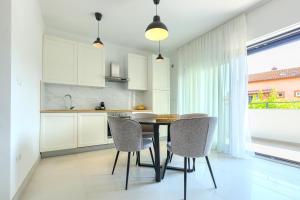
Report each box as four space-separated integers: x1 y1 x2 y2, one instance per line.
64 94 74 110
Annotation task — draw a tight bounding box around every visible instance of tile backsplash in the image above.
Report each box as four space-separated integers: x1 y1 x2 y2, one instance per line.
41 82 146 110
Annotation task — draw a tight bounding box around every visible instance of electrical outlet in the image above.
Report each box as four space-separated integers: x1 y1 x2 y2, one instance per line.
16 153 22 162
17 79 22 87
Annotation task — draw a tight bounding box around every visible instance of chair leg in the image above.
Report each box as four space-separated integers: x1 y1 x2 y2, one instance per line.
188 158 191 170
205 156 217 189
193 158 196 171
125 152 131 190
162 151 170 179
184 157 187 200
169 153 173 163
149 148 155 166
136 151 140 166
112 151 120 175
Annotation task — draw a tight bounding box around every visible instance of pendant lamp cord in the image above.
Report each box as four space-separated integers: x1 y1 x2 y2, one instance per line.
159 41 161 54
97 21 99 38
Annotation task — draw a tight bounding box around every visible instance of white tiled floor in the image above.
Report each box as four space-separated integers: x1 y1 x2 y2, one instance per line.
251 138 300 163
21 145 300 200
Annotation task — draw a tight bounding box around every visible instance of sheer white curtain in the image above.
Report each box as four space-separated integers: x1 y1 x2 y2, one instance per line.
177 15 249 157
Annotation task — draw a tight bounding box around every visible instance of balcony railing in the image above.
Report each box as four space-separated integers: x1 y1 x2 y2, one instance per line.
249 101 300 109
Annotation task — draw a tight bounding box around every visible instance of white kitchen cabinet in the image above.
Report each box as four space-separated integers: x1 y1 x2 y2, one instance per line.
128 54 148 90
77 113 107 147
40 113 77 152
77 43 105 87
152 90 170 114
43 36 77 85
145 55 171 116
149 55 170 91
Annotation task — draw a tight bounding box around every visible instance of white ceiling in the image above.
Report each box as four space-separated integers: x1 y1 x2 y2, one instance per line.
40 0 266 52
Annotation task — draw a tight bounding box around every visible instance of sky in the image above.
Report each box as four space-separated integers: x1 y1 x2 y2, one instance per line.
247 39 300 75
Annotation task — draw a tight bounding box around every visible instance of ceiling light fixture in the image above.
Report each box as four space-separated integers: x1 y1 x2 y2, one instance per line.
156 41 164 62
93 12 104 48
145 0 168 41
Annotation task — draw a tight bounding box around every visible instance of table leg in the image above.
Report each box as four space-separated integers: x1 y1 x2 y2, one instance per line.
153 124 161 182
167 124 170 142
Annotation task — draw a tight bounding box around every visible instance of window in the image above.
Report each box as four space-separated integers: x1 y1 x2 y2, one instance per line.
248 27 300 109
295 91 300 97
278 92 285 98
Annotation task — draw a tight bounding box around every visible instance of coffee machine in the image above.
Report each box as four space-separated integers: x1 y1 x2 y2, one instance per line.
95 102 105 110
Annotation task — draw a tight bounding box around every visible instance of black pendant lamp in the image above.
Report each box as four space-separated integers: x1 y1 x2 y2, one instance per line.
156 41 164 61
93 12 104 48
145 0 168 41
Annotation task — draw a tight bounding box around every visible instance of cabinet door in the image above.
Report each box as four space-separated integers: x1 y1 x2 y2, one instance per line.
78 43 105 87
40 113 77 152
152 55 170 91
152 90 170 114
128 54 148 90
43 36 77 85
78 113 107 147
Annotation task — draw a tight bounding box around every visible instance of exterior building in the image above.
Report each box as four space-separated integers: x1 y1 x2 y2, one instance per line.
248 67 300 102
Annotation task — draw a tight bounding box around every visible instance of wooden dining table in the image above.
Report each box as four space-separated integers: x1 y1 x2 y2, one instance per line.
134 115 194 182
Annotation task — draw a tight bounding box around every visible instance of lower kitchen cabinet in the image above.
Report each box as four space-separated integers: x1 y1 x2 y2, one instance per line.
78 113 107 147
40 113 108 152
40 113 78 152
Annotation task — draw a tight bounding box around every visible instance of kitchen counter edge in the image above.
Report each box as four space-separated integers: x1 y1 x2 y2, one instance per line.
40 109 153 113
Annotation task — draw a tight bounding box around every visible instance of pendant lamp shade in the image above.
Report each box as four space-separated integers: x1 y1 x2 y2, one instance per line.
145 0 168 41
93 37 104 48
145 15 168 41
156 53 164 61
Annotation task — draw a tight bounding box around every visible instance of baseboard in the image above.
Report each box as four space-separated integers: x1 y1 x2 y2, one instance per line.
12 157 40 200
41 143 115 158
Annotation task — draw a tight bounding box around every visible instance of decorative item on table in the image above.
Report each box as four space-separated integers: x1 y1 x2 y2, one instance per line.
134 104 146 110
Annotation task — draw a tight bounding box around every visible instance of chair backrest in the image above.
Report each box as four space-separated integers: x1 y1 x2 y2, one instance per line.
131 113 157 132
108 117 143 152
131 113 157 119
170 117 217 158
180 113 208 119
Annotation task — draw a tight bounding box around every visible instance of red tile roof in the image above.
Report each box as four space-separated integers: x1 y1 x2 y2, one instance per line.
249 67 300 83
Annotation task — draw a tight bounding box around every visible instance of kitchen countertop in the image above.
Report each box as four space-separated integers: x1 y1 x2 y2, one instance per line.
40 109 152 113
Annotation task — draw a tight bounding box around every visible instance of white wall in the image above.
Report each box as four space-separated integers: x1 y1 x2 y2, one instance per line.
249 110 300 144
10 0 44 198
246 0 300 42
0 0 11 199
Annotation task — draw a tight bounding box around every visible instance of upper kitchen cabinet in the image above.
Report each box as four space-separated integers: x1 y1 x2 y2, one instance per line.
77 43 105 87
127 54 148 90
148 55 170 91
43 35 105 87
152 90 170 114
43 35 78 85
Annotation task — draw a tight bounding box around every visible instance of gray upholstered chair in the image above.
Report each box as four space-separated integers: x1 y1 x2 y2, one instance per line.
163 117 217 200
108 117 155 190
180 113 208 119
131 113 157 139
174 113 209 170
131 113 157 164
